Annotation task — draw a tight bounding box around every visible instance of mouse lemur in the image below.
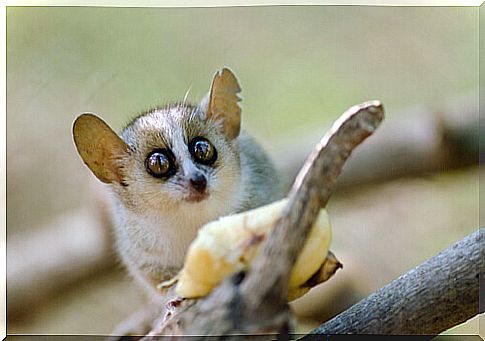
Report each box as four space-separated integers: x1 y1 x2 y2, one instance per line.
73 68 281 335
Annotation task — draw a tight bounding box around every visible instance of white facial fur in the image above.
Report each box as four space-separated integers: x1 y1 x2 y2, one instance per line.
117 104 242 214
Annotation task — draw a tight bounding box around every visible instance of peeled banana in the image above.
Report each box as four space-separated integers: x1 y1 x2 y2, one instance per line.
158 198 339 301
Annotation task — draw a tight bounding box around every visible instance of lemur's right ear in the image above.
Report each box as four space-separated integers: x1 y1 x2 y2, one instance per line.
202 68 242 140
73 113 129 185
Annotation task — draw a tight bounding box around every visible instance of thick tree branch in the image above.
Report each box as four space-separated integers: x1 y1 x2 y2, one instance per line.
306 228 483 336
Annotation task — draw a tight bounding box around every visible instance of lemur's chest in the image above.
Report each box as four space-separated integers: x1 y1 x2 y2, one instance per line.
116 203 238 270
119 218 198 268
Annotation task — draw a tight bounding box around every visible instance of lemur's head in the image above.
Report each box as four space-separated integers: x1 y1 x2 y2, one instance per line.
73 68 244 218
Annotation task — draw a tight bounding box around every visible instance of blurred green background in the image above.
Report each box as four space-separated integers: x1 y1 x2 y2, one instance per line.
6 5 480 335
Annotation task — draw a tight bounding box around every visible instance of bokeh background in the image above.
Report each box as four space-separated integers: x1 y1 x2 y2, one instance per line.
7 5 481 336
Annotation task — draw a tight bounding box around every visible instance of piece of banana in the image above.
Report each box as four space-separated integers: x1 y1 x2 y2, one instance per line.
159 198 338 301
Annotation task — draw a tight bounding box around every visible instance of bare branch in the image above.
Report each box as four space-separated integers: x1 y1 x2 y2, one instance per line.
239 101 385 312
146 101 384 338
306 228 483 336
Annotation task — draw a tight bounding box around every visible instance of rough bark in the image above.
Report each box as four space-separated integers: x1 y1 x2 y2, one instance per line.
145 101 385 338
306 228 483 336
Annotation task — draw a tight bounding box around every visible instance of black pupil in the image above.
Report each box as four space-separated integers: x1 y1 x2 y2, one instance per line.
193 139 215 163
146 152 170 176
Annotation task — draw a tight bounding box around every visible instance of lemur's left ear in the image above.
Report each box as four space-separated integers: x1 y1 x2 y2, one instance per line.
73 113 130 185
202 67 241 140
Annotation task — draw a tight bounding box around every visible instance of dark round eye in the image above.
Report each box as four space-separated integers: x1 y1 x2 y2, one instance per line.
189 137 217 165
145 150 175 178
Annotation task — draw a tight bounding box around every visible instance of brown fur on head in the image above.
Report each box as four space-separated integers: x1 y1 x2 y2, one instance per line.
73 68 244 219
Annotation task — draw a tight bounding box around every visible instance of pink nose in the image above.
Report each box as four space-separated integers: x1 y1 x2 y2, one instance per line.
189 174 207 193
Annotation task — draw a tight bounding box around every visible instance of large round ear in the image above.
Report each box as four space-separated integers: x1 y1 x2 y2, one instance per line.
203 67 242 140
72 113 130 185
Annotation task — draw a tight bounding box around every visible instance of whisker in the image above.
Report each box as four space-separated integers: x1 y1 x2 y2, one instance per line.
183 85 192 104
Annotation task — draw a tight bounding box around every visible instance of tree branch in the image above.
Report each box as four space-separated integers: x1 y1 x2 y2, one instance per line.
306 228 483 337
239 101 384 314
145 101 384 338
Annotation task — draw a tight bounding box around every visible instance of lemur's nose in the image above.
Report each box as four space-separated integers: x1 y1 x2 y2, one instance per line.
189 173 207 193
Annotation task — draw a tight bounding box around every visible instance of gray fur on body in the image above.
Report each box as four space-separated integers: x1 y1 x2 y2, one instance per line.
238 133 281 211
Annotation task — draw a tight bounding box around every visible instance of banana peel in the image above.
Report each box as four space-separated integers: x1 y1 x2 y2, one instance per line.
157 198 342 301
